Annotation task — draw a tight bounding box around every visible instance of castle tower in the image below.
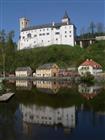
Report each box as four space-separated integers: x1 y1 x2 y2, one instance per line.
61 11 70 24
19 17 29 31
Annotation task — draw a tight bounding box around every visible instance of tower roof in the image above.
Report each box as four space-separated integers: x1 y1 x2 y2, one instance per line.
63 11 69 19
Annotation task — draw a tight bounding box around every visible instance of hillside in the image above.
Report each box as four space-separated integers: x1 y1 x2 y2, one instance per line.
2 40 105 72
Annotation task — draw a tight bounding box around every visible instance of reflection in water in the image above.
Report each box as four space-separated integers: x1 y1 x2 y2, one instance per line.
0 81 105 140
36 80 60 94
16 80 32 90
15 80 74 94
78 83 102 100
19 104 76 134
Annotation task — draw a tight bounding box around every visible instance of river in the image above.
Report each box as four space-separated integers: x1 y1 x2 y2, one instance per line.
0 80 105 140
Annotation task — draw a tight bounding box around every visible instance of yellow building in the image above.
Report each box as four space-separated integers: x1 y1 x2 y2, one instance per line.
36 63 59 77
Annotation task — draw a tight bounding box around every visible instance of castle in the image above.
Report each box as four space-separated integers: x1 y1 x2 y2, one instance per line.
18 11 76 50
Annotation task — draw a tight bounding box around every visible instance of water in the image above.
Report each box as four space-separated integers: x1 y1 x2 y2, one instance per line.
0 80 105 140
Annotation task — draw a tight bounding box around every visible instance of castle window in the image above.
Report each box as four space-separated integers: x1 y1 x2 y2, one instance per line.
65 31 67 33
56 38 58 41
34 35 37 37
27 33 31 38
23 36 25 39
56 27 60 30
70 35 71 37
70 31 71 33
47 33 49 35
65 35 67 37
55 32 60 35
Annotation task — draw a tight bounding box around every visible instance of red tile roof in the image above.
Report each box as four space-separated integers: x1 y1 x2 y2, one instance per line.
80 59 102 68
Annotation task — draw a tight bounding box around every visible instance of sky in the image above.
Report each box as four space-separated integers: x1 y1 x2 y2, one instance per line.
0 0 105 42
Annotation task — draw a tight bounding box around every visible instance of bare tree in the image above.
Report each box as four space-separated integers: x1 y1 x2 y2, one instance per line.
96 22 104 33
89 22 96 35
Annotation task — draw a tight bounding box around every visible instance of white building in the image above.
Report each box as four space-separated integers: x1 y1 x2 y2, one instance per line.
78 59 102 76
19 104 76 129
18 11 76 50
15 67 32 77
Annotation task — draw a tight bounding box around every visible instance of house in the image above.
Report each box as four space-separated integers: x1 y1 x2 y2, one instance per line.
15 67 32 77
78 59 102 76
18 11 76 50
36 63 59 77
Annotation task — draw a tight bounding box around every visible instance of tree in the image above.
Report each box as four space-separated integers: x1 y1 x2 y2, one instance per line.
81 72 94 83
96 22 104 33
80 27 85 39
89 22 96 35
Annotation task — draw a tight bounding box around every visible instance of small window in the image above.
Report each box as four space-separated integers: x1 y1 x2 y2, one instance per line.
47 33 49 35
27 33 31 38
65 35 67 37
65 31 67 33
34 35 37 37
55 32 60 35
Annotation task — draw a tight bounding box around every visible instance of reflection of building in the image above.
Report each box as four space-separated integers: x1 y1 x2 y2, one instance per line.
78 59 102 76
15 67 32 77
36 63 59 77
19 104 76 133
36 80 60 94
16 80 32 90
78 83 102 100
58 81 73 88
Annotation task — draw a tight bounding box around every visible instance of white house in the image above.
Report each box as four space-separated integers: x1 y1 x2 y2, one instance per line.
15 67 32 77
18 11 76 50
78 59 102 76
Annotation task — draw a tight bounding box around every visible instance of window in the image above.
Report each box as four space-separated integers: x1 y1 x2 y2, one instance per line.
56 38 58 41
70 31 71 33
47 33 49 35
27 33 31 38
70 35 71 37
34 35 37 37
56 27 60 30
23 36 25 39
55 32 60 35
65 31 67 33
65 35 67 37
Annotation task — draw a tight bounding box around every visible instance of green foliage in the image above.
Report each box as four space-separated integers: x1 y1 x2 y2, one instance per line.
0 30 105 73
81 72 95 83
